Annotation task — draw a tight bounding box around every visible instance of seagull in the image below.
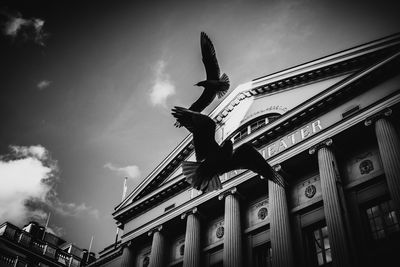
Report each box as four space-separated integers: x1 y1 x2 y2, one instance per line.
174 32 230 127
171 106 287 192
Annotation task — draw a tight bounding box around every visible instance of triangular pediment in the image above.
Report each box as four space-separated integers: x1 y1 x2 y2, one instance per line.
115 33 400 214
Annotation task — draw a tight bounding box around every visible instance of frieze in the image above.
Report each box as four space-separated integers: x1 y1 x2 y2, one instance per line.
241 105 288 124
345 147 383 183
137 248 151 267
171 236 185 261
206 218 224 245
247 198 269 228
291 175 321 208
224 119 324 183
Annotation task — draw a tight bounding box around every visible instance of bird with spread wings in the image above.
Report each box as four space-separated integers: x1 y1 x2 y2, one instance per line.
172 106 287 193
174 32 230 127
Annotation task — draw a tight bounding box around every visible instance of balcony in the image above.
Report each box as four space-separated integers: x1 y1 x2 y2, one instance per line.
0 222 81 267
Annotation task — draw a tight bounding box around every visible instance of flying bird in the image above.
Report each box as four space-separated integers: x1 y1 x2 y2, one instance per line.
174 32 230 127
172 106 287 193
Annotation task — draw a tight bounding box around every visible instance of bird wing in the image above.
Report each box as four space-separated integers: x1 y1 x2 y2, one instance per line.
188 88 217 112
225 143 287 187
201 32 220 80
171 106 219 161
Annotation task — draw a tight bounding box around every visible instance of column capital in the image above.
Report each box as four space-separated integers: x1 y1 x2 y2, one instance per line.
309 138 333 155
273 164 282 172
365 108 392 126
259 164 282 180
121 240 132 249
181 207 199 220
218 187 243 200
147 225 163 236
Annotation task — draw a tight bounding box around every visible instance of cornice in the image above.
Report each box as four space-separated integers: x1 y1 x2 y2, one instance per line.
115 33 400 213
120 91 400 245
113 50 400 224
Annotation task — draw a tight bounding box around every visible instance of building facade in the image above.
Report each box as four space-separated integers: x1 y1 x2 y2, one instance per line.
0 221 95 267
93 33 400 267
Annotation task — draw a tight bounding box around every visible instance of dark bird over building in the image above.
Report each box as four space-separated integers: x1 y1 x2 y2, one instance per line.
172 106 287 192
174 32 230 127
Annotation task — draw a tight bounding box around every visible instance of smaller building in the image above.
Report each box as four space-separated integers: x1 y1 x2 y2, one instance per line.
0 221 96 267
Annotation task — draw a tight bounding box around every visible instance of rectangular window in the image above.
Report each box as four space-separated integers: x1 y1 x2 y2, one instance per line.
253 242 272 267
313 226 332 266
365 199 400 240
305 222 332 267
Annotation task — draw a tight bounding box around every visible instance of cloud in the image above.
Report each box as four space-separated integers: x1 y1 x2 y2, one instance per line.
37 80 51 90
104 162 141 180
149 60 176 107
0 145 98 231
1 11 48 46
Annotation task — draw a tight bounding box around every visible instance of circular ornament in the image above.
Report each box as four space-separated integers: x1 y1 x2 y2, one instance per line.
143 256 149 267
257 207 268 220
305 184 316 198
216 226 224 239
359 159 374 175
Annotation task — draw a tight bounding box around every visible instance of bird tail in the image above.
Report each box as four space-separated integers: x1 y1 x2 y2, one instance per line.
202 175 222 193
174 120 182 128
217 73 230 98
182 161 202 189
182 161 222 192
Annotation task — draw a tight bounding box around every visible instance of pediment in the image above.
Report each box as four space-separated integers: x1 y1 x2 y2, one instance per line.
218 74 351 142
115 34 400 213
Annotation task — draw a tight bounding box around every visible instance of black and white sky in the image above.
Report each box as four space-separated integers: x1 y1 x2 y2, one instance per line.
0 0 399 253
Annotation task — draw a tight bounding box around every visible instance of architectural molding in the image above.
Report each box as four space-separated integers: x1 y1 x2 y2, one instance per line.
218 187 243 200
147 225 163 237
309 138 333 155
364 107 392 126
115 37 400 208
119 93 400 243
180 207 199 220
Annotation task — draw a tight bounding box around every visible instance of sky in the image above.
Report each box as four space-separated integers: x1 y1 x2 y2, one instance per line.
0 0 399 254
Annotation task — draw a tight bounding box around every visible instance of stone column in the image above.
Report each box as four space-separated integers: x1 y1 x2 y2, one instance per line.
218 187 242 267
181 208 201 267
148 225 165 267
268 165 293 267
120 242 135 267
365 108 400 206
309 139 351 267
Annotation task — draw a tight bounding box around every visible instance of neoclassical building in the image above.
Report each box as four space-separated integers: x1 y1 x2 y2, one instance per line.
93 33 400 267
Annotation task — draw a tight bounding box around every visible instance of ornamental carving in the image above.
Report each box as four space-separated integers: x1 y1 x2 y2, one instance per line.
180 244 185 256
257 207 268 220
359 159 374 175
216 226 224 239
305 184 316 198
143 256 149 267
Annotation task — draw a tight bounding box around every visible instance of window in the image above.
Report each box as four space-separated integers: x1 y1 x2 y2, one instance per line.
229 113 281 144
232 127 249 143
365 199 400 240
313 226 332 266
253 242 272 267
250 119 266 132
305 222 332 267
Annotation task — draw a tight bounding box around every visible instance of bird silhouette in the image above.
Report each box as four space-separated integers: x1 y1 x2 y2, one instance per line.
174 32 230 127
172 106 287 193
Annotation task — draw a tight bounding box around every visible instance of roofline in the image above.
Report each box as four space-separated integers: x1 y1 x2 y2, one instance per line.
115 32 400 211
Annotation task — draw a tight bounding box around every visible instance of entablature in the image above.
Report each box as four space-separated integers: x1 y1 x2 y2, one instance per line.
115 33 400 215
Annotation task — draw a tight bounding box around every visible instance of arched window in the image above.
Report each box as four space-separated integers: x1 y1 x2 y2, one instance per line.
229 113 281 144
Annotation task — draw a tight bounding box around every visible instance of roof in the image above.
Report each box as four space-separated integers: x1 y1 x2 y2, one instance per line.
113 32 400 223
